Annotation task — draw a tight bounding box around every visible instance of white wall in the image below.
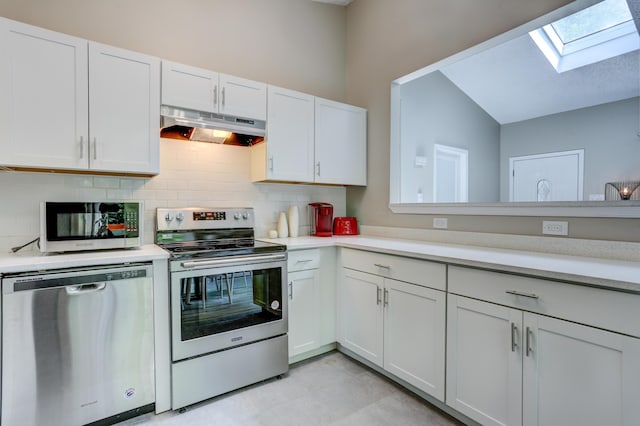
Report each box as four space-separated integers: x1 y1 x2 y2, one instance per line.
0 140 345 253
399 71 500 203
500 97 640 201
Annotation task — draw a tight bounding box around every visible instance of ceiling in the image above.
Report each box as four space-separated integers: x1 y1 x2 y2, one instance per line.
440 33 640 124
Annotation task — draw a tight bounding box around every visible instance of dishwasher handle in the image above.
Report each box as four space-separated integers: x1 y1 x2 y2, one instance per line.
65 282 107 295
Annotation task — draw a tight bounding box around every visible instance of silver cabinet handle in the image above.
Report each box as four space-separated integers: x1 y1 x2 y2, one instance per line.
374 264 390 269
376 287 381 305
511 322 519 352
295 259 313 264
92 137 97 160
79 136 85 159
506 290 539 299
526 326 533 357
268 156 274 171
222 86 226 107
213 85 218 106
289 281 293 300
316 161 321 176
383 288 389 307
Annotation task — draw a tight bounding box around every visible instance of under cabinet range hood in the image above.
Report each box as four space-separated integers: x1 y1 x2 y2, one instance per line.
160 105 266 145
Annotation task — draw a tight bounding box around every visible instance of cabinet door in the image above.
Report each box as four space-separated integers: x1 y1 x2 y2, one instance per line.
523 313 640 426
0 17 88 170
384 279 446 401
446 295 523 426
340 268 383 367
314 97 367 185
288 269 320 358
265 86 315 182
161 60 217 113
219 73 266 120
89 42 160 174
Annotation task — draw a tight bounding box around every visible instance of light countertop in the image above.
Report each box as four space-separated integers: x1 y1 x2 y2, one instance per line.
0 244 169 274
265 235 640 293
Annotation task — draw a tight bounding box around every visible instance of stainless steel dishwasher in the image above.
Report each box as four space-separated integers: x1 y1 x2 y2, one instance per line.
1 263 155 426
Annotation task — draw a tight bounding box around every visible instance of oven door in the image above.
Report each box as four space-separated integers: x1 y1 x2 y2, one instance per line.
170 254 287 361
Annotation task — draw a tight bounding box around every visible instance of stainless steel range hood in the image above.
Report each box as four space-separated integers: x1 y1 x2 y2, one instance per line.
160 105 266 143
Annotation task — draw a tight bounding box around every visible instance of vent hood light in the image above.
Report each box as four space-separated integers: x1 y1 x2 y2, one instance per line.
160 105 266 142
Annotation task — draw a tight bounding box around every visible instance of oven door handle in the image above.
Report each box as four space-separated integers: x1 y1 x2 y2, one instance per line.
180 253 287 269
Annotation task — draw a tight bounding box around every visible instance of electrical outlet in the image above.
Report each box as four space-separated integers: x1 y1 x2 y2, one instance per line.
433 218 448 229
542 220 568 236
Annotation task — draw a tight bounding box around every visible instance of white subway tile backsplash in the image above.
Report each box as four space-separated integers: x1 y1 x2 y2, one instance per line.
93 176 121 189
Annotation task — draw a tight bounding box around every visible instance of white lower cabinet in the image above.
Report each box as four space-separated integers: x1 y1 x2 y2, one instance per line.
288 268 321 357
447 266 640 426
287 247 336 363
339 248 446 401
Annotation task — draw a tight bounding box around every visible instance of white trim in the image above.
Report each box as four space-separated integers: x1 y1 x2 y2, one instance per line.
388 202 640 218
433 144 468 203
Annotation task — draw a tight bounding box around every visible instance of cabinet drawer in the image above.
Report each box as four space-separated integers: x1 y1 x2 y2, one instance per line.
288 249 320 272
341 248 445 291
449 265 640 338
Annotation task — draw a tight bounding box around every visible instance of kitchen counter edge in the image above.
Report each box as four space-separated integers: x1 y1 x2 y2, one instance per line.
0 244 169 274
265 236 640 293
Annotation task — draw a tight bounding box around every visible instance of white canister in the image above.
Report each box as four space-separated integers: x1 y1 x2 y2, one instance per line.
288 205 299 237
277 212 289 238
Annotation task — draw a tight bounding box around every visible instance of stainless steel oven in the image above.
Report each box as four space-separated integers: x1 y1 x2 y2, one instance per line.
156 207 288 410
170 253 287 361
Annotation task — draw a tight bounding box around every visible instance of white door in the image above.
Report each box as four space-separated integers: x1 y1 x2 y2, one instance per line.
0 17 89 170
433 144 468 202
315 97 367 186
340 268 383 367
89 42 160 174
446 295 523 426
288 269 320 358
523 313 640 426
384 279 446 401
219 73 266 120
266 86 315 182
161 60 217 113
510 149 584 202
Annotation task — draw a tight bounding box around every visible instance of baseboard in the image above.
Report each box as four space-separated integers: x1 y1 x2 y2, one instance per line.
288 342 337 365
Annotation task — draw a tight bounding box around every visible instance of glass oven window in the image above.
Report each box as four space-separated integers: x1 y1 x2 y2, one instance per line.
180 267 283 341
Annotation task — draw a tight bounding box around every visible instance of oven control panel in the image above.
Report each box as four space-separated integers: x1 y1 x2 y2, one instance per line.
156 207 254 231
193 211 226 221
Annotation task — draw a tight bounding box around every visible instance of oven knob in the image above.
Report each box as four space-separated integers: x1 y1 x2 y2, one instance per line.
176 212 185 223
234 212 241 220
165 213 174 223
242 212 249 220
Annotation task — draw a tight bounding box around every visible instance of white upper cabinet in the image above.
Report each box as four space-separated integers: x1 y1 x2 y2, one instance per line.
161 61 266 120
252 90 367 186
259 86 315 182
89 42 160 174
0 18 160 175
0 17 89 170
161 61 217 113
218 73 266 120
315 97 367 186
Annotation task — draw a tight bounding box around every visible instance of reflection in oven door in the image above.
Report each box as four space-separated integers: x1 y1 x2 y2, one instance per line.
171 259 288 362
180 268 282 341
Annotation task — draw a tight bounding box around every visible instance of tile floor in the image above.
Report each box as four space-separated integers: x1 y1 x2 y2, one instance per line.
120 352 462 426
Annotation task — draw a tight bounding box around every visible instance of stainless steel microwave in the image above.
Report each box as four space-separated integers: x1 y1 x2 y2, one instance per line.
40 201 143 253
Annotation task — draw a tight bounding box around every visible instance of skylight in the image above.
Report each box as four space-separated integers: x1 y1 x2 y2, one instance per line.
529 0 639 73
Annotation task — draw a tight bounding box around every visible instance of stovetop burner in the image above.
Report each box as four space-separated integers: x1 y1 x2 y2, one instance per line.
155 207 286 259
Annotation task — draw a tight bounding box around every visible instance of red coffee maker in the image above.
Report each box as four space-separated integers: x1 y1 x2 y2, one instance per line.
308 203 333 237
